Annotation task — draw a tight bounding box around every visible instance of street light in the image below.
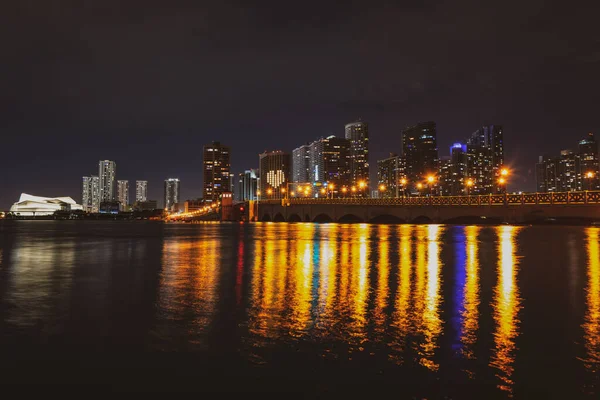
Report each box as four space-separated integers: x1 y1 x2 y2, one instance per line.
426 175 435 196
585 171 596 190
466 178 474 196
501 168 509 177
379 184 386 192
267 188 273 196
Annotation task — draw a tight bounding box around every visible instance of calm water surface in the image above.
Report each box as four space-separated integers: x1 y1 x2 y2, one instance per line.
0 221 599 397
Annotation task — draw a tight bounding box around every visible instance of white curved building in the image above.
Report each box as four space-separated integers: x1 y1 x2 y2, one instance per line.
9 193 83 216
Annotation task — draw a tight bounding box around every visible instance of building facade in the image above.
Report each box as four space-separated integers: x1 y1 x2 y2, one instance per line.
236 169 258 201
135 180 148 202
449 143 469 195
259 151 291 199
579 133 600 190
203 142 231 203
98 160 116 202
401 121 439 193
164 178 181 211
345 121 369 192
117 180 129 211
536 132 599 192
308 136 351 189
292 144 311 183
377 153 405 198
82 176 100 213
466 125 504 194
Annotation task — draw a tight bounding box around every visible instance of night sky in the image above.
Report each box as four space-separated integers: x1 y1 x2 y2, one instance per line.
1 0 599 209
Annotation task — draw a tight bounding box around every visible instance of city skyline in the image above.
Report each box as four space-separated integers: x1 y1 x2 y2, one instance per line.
1 2 599 209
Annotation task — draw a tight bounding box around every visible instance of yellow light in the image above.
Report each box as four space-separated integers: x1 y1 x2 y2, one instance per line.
500 168 509 177
256 190 261 196
586 171 595 179
466 179 474 187
320 188 326 194
291 191 295 197
417 183 423 189
342 187 347 193
498 177 506 185
267 188 273 195
358 181 366 188
427 175 435 184
351 186 357 192
281 188 286 193
400 178 407 185
379 184 386 191
329 183 334 190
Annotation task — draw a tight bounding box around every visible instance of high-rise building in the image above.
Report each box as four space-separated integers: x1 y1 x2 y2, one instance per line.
164 178 180 210
135 180 148 202
203 142 231 203
557 150 580 192
449 143 469 195
466 125 504 194
259 151 291 199
401 121 439 193
438 157 453 196
345 121 369 191
308 136 351 188
98 160 116 202
377 153 405 198
82 176 100 213
579 132 599 190
236 169 258 201
117 180 129 211
292 144 311 183
535 156 559 192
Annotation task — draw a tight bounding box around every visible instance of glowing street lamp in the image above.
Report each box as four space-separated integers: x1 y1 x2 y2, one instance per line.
379 184 386 192
290 191 295 197
267 188 273 196
500 168 509 177
466 178 474 196
585 171 596 190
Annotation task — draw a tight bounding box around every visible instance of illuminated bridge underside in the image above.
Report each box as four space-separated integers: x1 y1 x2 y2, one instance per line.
257 191 600 223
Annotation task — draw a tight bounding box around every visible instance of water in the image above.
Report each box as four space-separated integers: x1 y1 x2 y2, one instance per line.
0 220 598 397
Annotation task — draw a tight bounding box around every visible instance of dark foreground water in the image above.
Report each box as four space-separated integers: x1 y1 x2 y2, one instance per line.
0 221 599 397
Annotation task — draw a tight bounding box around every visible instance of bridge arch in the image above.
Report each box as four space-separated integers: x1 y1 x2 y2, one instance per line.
313 213 334 223
304 214 311 222
338 214 364 223
368 214 406 224
288 213 302 222
261 213 271 222
412 215 433 224
273 212 286 222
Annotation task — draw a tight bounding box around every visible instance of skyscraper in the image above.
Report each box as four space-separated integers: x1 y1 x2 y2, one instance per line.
345 121 369 191
98 160 116 202
203 142 231 203
117 180 129 211
308 136 351 188
466 125 504 194
557 150 580 191
377 153 404 198
236 169 258 201
292 144 310 183
259 151 291 199
82 176 100 213
449 143 469 195
535 155 559 192
164 178 180 210
579 132 599 190
135 180 148 202
401 121 439 193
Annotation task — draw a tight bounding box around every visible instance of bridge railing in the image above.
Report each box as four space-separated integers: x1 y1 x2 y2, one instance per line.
257 191 600 206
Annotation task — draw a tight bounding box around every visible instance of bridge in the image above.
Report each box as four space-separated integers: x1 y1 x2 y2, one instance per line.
254 191 600 224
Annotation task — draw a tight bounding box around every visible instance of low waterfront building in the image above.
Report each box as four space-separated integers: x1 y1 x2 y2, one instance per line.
9 193 83 216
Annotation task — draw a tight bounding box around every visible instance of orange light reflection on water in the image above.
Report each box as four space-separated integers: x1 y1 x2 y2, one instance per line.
581 227 600 384
490 225 522 396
